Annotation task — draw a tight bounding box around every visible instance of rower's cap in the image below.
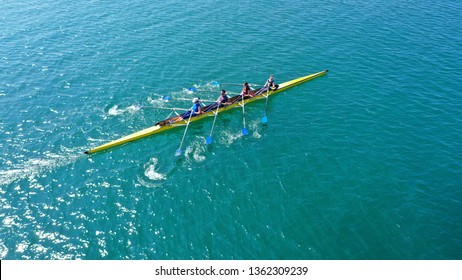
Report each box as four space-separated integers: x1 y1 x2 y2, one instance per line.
192 97 200 103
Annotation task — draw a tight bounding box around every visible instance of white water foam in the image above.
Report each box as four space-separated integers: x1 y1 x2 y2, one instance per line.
0 149 84 186
184 138 206 162
221 130 243 146
144 158 166 181
107 104 142 116
0 242 8 259
107 105 124 116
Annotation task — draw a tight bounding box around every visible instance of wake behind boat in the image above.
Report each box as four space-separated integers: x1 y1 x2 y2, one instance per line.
84 70 329 154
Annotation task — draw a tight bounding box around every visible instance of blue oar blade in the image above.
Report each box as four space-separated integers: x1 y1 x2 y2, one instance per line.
175 148 182 156
242 127 249 136
261 115 268 124
188 87 197 92
206 135 213 145
210 81 220 87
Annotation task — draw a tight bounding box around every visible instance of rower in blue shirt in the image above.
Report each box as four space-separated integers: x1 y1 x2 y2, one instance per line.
182 97 204 119
191 97 204 115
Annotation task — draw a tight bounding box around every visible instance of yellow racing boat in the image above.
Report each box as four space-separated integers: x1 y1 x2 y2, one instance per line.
84 70 329 154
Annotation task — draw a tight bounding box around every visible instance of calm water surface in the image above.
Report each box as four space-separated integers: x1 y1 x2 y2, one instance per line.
0 0 461 259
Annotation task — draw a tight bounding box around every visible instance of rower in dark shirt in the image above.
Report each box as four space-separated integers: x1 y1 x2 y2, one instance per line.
217 89 230 105
255 75 279 95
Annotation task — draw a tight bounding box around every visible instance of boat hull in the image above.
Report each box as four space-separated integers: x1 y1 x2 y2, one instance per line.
84 70 328 154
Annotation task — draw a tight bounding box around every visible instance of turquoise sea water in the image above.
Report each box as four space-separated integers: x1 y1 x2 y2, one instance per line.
1 0 461 259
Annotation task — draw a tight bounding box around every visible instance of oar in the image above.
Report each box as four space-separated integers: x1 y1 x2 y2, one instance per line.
140 106 189 111
219 82 262 87
187 87 216 93
241 95 249 135
175 108 194 156
177 97 215 103
261 90 270 124
206 102 221 144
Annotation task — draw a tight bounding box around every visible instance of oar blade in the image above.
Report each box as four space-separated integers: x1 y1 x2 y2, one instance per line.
206 135 213 145
261 115 268 124
175 148 182 157
242 127 249 136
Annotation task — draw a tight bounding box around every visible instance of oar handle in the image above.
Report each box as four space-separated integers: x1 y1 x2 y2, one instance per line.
177 98 215 102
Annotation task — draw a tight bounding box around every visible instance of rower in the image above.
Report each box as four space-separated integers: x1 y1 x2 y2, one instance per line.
255 75 279 95
240 82 254 98
204 90 230 113
265 75 278 89
181 97 204 119
217 89 230 105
